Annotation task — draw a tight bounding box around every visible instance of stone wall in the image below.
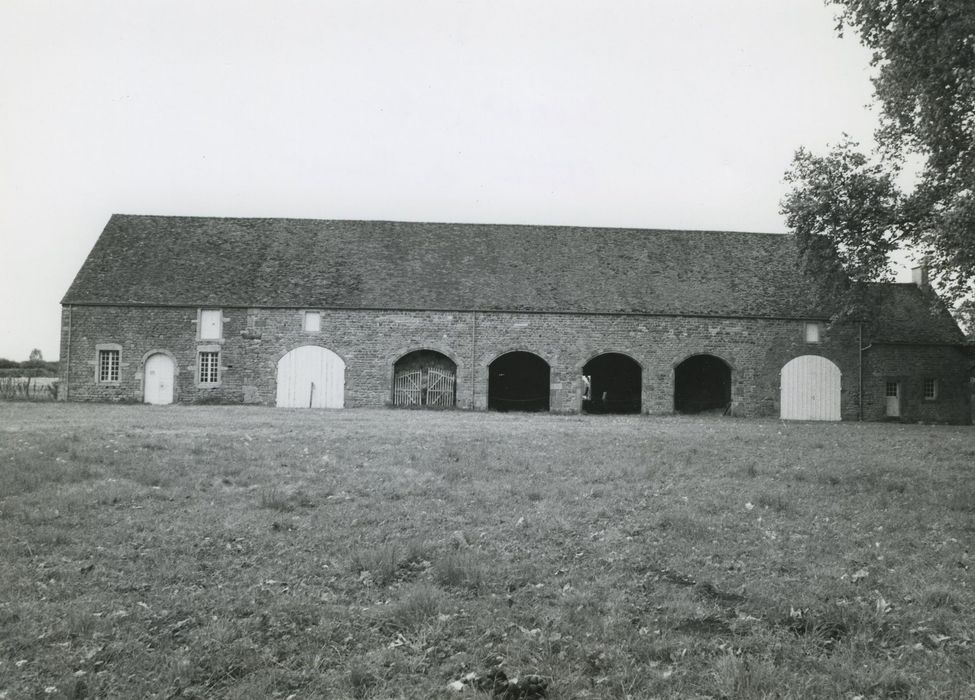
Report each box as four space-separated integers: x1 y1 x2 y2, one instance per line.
861 344 971 424
58 304 968 423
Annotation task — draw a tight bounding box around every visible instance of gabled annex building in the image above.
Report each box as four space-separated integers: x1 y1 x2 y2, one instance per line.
59 215 972 423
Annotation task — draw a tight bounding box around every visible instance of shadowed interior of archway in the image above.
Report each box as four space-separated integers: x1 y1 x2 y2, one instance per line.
488 352 550 412
674 355 731 414
582 353 641 414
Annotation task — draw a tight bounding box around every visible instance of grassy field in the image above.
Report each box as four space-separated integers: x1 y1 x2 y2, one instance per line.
1 404 973 699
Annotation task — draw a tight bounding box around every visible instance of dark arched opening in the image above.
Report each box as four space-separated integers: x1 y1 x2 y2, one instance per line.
392 350 457 408
582 353 641 414
674 354 731 414
488 352 550 412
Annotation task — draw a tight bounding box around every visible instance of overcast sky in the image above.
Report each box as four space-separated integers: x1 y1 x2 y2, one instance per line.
1 0 888 361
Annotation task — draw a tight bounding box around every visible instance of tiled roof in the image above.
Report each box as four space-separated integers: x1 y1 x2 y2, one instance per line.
60 215 964 344
866 283 966 345
63 215 826 317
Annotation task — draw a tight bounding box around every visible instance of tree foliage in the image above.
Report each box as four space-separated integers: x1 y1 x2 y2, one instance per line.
838 0 975 178
782 0 975 314
782 138 901 317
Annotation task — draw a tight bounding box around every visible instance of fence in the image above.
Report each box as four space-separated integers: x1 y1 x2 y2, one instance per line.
0 377 59 401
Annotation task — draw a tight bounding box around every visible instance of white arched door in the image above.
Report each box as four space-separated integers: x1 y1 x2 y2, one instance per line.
780 355 841 421
144 353 175 405
276 346 345 408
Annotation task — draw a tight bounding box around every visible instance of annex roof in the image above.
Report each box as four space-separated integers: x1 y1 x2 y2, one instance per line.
867 283 966 345
61 215 965 344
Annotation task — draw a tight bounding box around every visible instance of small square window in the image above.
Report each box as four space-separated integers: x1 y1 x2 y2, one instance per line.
303 311 321 332
198 351 220 384
804 322 822 344
200 309 222 340
885 381 899 398
923 378 938 400
98 349 120 383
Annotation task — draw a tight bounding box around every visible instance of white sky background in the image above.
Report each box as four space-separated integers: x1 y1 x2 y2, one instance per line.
0 0 895 361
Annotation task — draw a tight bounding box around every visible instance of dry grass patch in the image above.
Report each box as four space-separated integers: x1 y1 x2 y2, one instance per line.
433 550 485 591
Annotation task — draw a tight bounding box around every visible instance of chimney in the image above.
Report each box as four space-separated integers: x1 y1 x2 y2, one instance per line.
911 262 929 289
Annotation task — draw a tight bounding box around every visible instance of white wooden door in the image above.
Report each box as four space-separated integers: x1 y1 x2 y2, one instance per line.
276 346 345 408
144 353 175 405
885 382 901 417
780 355 841 421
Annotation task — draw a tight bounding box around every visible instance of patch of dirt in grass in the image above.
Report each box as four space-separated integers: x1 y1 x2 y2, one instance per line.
675 614 733 635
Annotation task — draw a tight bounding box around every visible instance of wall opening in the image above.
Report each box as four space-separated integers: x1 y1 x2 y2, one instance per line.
488 351 550 412
392 350 457 408
143 352 176 405
674 354 731 414
276 345 345 408
780 355 841 421
582 353 641 414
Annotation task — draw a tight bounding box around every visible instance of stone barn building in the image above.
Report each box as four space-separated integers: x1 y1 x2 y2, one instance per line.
59 215 972 423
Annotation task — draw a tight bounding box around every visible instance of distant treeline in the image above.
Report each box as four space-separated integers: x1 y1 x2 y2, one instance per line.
0 359 59 377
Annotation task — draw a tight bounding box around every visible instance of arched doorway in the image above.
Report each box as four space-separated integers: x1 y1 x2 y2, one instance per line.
392 350 457 408
144 353 175 405
488 351 550 412
674 354 731 414
276 346 345 408
780 355 841 421
582 353 641 414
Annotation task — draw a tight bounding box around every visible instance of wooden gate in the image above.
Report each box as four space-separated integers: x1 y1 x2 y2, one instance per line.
393 369 423 406
426 368 456 408
780 355 841 421
393 367 455 407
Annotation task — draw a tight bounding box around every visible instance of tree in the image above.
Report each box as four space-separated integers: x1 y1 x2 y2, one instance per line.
29 348 43 363
782 137 901 318
782 0 975 316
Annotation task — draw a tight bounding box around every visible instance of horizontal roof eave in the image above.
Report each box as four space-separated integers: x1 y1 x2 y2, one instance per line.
866 339 971 348
59 300 830 322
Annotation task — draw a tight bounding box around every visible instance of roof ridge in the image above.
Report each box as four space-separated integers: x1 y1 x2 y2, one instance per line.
106 213 789 237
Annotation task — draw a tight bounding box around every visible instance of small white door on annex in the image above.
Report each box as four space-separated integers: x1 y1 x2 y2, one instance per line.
276 345 345 408
885 381 901 417
144 353 175 405
780 355 841 421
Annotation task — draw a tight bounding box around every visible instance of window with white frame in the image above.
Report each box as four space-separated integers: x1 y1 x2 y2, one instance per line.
923 378 938 400
198 351 220 385
199 309 222 340
885 381 899 398
303 311 321 332
804 322 822 344
98 349 120 383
